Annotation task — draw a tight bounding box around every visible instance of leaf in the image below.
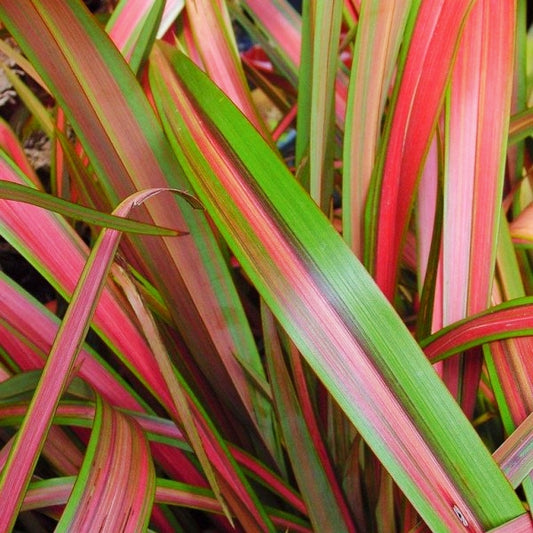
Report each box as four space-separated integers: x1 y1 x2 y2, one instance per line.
493 411 533 488
57 395 155 532
0 116 41 188
106 0 165 74
0 38 48 92
296 0 343 212
486 515 533 533
0 271 149 411
0 188 176 531
113 258 271 529
1 398 307 520
157 0 185 39
21 476 312 532
262 306 356 533
184 0 267 136
150 47 526 531
422 297 533 361
509 202 533 246
509 107 533 145
432 0 516 414
229 0 302 86
485 211 533 510
0 177 187 236
0 0 273 446
1 63 55 136
366 0 475 299
342 0 411 256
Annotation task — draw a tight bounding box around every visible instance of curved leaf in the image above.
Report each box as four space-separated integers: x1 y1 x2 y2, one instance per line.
0 188 174 531
57 396 155 532
150 47 526 532
0 177 184 236
422 297 533 361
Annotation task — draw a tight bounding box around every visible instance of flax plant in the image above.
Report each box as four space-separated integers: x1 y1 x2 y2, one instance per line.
0 1 531 532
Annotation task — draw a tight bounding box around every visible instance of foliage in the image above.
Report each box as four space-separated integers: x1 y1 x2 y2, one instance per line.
0 0 531 531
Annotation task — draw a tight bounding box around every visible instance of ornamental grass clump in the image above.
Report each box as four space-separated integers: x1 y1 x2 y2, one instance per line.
0 1 532 532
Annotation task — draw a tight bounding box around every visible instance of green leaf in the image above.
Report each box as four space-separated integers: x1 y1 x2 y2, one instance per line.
342 0 411 256
437 0 516 412
494 412 533 489
0 0 275 450
0 177 187 236
366 0 474 299
296 0 343 212
106 0 165 74
150 47 526 531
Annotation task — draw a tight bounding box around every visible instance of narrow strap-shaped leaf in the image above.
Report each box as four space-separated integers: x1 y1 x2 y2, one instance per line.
0 398 307 519
489 210 533 511
22 477 74 511
0 38 48 92
510 203 533 246
0 189 173 531
106 0 165 74
342 0 411 256
367 0 474 299
493 412 533 489
185 0 266 136
509 107 533 145
0 124 186 411
150 48 526 531
0 0 277 437
415 134 443 339
0 382 84 476
483 215 533 510
486 514 533 533
1 63 55 137
0 272 148 411
262 306 357 533
156 479 311 533
422 297 533 361
438 0 516 413
0 177 181 235
0 116 40 187
117 260 275 530
22 476 312 532
234 0 347 126
230 0 301 85
57 395 155 532
157 0 185 38
296 0 343 212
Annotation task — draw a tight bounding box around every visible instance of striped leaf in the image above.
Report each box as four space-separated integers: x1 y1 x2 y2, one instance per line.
342 0 411 256
150 46 526 532
57 396 155 532
0 188 173 531
367 0 474 299
0 0 275 450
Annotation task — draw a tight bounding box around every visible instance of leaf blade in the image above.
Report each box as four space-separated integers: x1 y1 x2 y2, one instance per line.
150 48 526 531
57 396 155 532
0 189 173 530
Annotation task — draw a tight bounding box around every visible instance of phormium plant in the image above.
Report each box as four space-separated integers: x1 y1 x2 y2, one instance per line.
0 0 532 531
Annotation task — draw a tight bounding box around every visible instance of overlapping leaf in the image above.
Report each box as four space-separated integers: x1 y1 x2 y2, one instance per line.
296 0 342 212
57 396 155 532
150 46 526 531
0 0 275 449
0 188 173 531
367 0 475 299
262 307 356 532
436 0 516 413
342 0 411 256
